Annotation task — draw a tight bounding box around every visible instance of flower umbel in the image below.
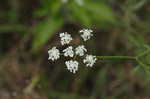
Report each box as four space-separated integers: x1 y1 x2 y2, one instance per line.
79 29 93 41
63 46 74 57
65 60 79 73
83 55 97 67
48 29 97 73
59 32 72 45
48 47 60 61
75 45 87 56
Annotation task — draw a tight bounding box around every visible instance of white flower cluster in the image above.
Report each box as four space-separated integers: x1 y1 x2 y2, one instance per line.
79 29 93 41
59 32 72 45
63 46 74 57
65 60 78 73
48 29 97 73
83 55 97 67
75 45 87 56
48 47 60 61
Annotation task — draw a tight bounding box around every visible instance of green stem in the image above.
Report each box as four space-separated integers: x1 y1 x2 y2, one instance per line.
23 74 40 94
97 56 135 60
136 48 150 58
96 49 149 70
136 58 150 70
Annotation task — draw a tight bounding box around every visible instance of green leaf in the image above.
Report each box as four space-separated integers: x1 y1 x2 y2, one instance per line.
0 24 27 33
71 3 92 27
34 8 50 17
70 1 117 27
32 16 63 52
34 0 62 17
84 1 117 25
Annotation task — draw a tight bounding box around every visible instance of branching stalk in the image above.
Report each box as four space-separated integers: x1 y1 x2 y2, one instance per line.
24 48 150 94
97 56 135 60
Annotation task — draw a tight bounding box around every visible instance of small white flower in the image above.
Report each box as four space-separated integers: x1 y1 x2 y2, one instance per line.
83 55 97 67
75 45 87 56
59 32 72 45
63 46 74 57
65 60 79 73
48 47 60 61
79 29 93 41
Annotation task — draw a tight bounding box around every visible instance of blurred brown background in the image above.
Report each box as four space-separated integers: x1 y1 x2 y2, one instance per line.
0 0 150 99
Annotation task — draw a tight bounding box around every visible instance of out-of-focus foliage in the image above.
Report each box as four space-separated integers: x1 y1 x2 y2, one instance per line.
32 0 116 51
32 16 63 51
0 0 150 99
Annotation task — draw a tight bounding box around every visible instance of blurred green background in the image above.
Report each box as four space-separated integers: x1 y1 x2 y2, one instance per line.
0 0 150 99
